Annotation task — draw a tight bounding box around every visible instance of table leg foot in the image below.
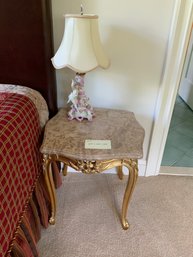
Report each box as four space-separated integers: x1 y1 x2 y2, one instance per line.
49 216 55 225
121 219 130 230
121 159 138 230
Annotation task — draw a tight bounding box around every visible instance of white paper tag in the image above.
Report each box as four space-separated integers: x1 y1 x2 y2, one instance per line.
85 139 111 149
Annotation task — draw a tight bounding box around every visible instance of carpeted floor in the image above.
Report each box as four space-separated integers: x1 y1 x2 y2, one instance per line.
38 173 193 257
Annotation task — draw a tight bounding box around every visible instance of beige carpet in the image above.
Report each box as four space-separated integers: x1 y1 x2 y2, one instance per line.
38 173 193 257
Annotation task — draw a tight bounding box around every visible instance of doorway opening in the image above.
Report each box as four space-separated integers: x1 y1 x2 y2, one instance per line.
160 94 193 175
160 24 193 176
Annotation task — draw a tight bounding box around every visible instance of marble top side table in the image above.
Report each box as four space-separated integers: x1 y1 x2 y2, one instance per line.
40 108 145 230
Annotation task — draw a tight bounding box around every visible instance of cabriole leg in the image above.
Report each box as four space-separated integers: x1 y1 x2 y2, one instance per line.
121 159 138 230
42 154 56 224
117 166 124 180
62 164 68 176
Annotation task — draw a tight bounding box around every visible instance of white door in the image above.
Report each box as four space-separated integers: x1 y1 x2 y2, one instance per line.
179 26 193 110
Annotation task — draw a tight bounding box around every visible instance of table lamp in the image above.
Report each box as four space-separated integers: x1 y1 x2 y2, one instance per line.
51 8 110 121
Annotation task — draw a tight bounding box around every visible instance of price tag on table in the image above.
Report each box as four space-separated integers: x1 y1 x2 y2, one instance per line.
85 139 111 149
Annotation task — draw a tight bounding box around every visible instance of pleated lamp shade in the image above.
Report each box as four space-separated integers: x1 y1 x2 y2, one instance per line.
51 14 110 73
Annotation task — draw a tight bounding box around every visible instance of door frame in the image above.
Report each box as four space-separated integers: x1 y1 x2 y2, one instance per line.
178 23 193 109
145 0 193 176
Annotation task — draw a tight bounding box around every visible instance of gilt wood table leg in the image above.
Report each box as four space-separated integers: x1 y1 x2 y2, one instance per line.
121 159 138 230
62 164 68 176
42 154 56 224
117 166 124 180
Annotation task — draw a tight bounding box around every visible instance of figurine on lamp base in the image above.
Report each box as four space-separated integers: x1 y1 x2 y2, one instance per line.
67 73 94 121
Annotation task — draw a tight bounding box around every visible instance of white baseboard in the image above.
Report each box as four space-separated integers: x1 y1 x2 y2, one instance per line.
160 166 193 176
66 159 147 176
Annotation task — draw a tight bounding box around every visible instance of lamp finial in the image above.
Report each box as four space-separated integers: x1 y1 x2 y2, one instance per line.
80 4 83 15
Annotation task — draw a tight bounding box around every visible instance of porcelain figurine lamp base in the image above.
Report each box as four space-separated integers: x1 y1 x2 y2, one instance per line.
67 73 94 121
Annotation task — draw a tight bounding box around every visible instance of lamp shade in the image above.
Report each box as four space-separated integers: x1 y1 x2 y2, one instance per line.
51 14 110 73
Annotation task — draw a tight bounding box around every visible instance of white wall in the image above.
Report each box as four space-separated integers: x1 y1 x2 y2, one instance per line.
51 0 175 172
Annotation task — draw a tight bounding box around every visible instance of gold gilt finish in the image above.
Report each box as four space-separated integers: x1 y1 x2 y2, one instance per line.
42 153 138 230
42 154 56 225
40 108 144 230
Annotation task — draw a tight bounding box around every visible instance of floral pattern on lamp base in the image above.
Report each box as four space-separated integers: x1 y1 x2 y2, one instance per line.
67 73 94 121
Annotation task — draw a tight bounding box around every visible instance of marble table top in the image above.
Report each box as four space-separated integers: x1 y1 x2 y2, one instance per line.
40 108 145 160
